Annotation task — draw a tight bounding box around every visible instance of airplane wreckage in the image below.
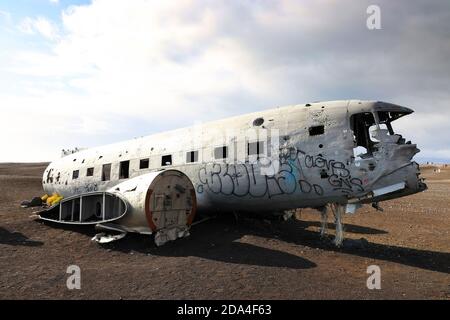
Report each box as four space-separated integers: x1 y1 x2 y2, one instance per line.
26 100 427 246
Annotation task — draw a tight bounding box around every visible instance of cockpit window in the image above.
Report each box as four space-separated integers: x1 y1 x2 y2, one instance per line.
350 112 376 157
351 110 409 159
376 111 406 135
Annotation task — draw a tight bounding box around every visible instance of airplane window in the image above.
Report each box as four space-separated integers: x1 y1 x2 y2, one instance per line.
140 158 149 169
214 146 228 159
186 151 198 163
309 125 325 136
248 141 264 156
86 167 94 177
102 164 111 181
119 160 130 179
72 170 79 180
161 155 172 166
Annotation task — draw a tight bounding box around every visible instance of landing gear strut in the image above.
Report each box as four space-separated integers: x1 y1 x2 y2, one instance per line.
319 203 346 247
330 203 345 247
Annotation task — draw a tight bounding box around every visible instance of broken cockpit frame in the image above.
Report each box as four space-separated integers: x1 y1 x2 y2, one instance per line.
316 101 427 246
348 101 427 206
351 107 411 159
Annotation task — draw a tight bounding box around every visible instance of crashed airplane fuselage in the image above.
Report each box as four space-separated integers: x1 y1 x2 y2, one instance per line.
38 100 427 246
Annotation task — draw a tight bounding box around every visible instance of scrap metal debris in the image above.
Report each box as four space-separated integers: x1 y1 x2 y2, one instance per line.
91 232 127 244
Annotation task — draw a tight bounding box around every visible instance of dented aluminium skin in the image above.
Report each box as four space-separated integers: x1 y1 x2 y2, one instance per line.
40 100 426 245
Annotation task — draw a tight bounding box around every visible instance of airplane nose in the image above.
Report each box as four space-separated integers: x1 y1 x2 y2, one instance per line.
374 161 427 202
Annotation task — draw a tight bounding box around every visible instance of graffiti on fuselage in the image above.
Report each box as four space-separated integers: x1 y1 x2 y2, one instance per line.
197 160 298 198
73 182 99 194
45 168 54 184
197 145 365 198
304 155 364 194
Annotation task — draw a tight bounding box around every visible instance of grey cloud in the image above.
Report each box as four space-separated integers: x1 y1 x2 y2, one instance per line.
188 0 450 160
4 0 449 161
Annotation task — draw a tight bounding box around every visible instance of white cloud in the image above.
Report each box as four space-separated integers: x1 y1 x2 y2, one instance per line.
18 16 59 40
0 10 11 20
1 0 449 162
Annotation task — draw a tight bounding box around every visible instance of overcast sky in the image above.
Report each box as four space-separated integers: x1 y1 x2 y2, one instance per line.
0 0 449 162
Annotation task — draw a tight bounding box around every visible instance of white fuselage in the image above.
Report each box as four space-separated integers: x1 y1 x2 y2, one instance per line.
43 100 425 215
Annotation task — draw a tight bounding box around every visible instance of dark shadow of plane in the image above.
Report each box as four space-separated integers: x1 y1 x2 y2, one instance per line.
302 221 388 235
153 216 448 274
36 215 449 274
157 240 317 269
0 227 43 247
37 219 316 269
259 218 450 274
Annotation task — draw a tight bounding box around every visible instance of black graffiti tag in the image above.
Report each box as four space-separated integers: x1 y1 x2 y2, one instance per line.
197 146 365 198
197 159 298 198
304 155 364 193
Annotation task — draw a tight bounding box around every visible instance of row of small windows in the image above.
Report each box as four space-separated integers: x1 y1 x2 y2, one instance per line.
69 122 327 181
210 142 264 160
73 161 128 181
211 142 264 159
71 140 274 181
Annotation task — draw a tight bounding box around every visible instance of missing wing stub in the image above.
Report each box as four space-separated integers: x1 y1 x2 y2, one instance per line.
36 170 197 246
37 192 127 224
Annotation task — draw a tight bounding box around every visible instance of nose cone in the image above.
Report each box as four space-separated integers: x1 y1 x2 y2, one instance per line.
398 161 428 198
365 161 427 204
